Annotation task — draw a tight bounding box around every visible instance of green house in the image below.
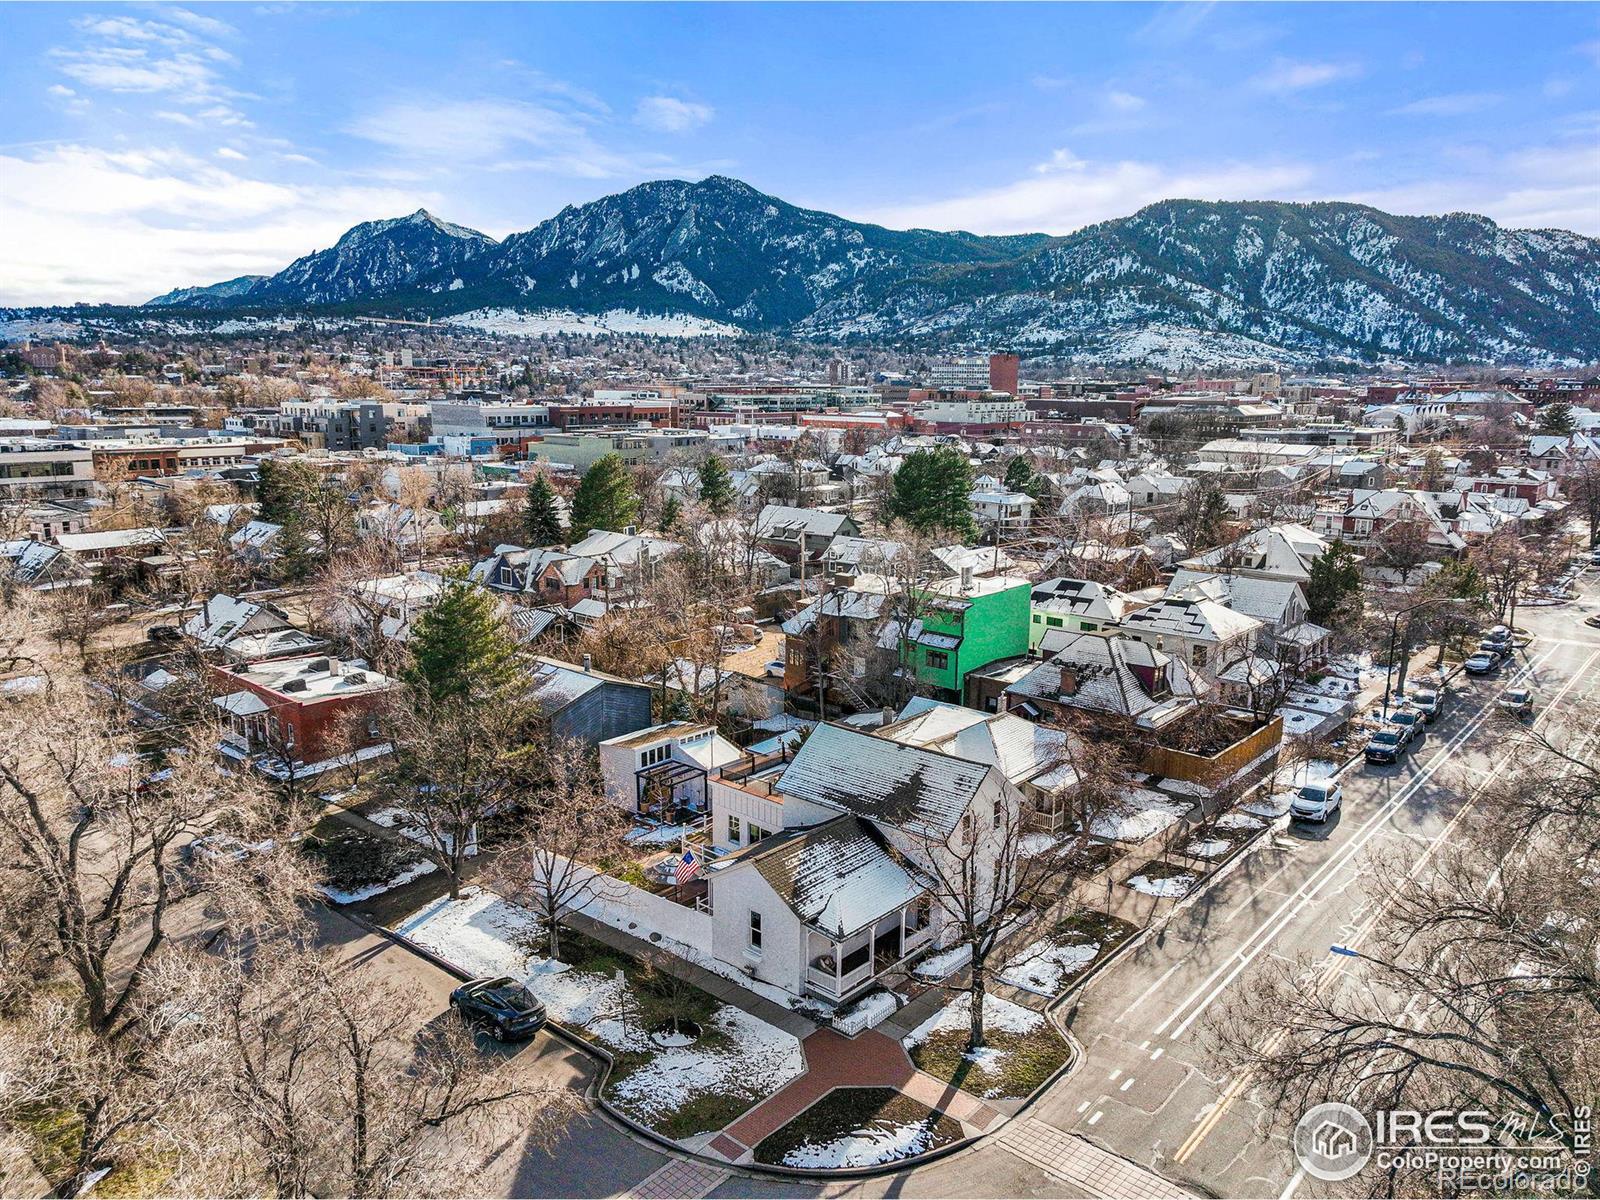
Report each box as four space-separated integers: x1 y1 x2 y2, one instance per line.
903 574 1031 698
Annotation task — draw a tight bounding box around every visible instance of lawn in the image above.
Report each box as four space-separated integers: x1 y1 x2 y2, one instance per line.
903 992 1070 1101
753 1087 963 1169
998 910 1139 998
399 889 805 1140
1124 860 1200 898
301 817 437 904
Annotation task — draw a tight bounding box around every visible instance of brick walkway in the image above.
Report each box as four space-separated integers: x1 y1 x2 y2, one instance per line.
713 1026 1003 1162
626 1157 730 1199
1000 1118 1195 1198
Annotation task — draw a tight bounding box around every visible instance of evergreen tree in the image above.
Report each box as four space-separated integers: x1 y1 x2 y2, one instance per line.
1305 539 1364 628
569 453 639 538
697 453 736 516
255 459 310 527
1002 455 1039 499
403 576 524 710
1537 399 1575 436
887 447 977 539
523 474 565 546
659 495 683 534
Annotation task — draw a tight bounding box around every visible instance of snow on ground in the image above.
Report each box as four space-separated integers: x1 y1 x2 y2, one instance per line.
443 307 741 338
318 858 437 904
912 944 971 980
1126 872 1197 898
903 991 1043 1048
1279 709 1323 736
368 806 479 856
1186 839 1232 860
998 938 1101 996
400 889 804 1129
778 1118 948 1170
1081 787 1189 843
1244 792 1294 819
1215 811 1267 830
1288 759 1341 784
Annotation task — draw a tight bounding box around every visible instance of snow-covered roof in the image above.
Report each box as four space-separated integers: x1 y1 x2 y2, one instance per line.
753 504 854 539
883 699 1078 794
776 722 992 840
1122 596 1261 644
57 527 167 553
741 814 926 940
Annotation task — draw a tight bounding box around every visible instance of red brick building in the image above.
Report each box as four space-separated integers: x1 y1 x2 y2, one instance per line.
211 654 398 776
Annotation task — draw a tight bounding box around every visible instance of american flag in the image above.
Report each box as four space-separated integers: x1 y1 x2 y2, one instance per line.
674 848 700 887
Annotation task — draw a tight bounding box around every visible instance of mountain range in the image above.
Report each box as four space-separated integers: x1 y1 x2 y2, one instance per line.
144 175 1600 368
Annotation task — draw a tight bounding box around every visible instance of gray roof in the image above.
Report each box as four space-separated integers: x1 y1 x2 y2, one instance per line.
776 722 990 839
743 815 925 939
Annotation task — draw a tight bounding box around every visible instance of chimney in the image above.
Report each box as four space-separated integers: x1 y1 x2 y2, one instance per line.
960 565 974 592
582 653 593 672
881 705 895 726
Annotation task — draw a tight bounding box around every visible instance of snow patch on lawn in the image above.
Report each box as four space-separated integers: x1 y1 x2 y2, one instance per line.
1081 787 1189 842
1215 811 1267 830
912 944 971 980
998 938 1100 996
1186 839 1232 860
318 858 437 904
367 805 480 856
903 991 1043 1048
779 1119 946 1169
1127 873 1197 898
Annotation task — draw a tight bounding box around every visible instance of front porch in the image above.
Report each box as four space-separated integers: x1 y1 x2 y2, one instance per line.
805 898 934 1002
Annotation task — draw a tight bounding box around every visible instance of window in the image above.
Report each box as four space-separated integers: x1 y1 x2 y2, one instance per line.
1031 614 1042 624
727 815 742 843
748 824 769 844
993 797 1004 825
1192 645 1208 667
840 942 870 975
1047 616 1064 627
641 744 671 767
748 911 763 952
926 650 950 671
1080 622 1098 632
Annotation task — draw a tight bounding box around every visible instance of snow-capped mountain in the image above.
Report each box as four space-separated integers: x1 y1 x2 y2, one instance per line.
142 178 1600 366
148 209 498 308
146 273 268 307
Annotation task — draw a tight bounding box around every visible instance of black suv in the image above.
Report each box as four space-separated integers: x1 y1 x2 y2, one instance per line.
450 977 547 1041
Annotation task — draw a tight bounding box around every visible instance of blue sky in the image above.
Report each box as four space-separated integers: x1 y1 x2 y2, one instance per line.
2 1 1596 305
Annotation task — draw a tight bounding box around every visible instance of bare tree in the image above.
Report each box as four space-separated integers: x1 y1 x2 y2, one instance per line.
493 738 627 961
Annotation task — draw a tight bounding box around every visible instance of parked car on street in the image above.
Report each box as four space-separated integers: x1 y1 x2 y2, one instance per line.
1410 687 1444 722
1387 708 1425 741
1365 727 1409 764
1464 651 1500 675
764 659 785 678
450 977 547 1041
1291 779 1344 822
1497 687 1534 719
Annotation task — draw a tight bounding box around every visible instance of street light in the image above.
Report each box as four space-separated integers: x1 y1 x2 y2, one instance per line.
1382 595 1471 717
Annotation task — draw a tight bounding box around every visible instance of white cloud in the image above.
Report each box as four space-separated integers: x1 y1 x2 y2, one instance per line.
857 147 1316 235
1389 92 1501 117
0 143 439 305
1249 57 1361 94
1133 2 1215 45
1105 90 1146 113
216 146 247 161
634 96 714 134
46 84 76 98
50 11 238 99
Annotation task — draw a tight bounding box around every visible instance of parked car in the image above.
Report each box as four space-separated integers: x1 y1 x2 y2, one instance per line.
147 624 182 643
450 977 547 1041
1484 626 1514 650
1585 613 1600 631
1291 779 1344 823
1464 651 1500 675
1476 639 1511 663
764 659 786 678
1365 728 1409 764
1497 687 1534 719
1410 688 1444 722
1387 709 1425 741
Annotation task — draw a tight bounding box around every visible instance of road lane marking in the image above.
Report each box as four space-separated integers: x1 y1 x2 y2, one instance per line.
1152 649 1558 1042
1117 962 1183 1023
1170 648 1598 1165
